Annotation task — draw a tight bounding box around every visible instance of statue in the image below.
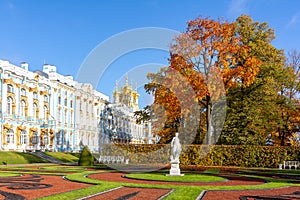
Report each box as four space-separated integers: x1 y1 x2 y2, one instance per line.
168 132 184 176
170 132 182 162
265 134 274 146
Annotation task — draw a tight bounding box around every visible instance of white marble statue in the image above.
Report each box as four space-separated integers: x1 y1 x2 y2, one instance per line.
170 132 182 163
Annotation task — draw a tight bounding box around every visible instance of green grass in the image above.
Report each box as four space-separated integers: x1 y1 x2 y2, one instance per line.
0 152 47 164
0 172 21 177
43 152 79 162
0 166 298 200
49 170 300 200
125 173 226 182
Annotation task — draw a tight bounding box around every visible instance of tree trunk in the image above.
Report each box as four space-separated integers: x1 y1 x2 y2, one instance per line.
206 96 212 145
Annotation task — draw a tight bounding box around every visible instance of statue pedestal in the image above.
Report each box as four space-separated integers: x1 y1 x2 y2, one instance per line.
166 161 184 176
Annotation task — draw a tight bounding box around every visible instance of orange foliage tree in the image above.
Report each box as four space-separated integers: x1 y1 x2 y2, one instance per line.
142 16 262 144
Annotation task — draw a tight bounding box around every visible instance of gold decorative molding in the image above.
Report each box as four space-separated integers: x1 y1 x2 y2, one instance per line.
29 87 38 93
3 78 14 85
44 102 49 107
20 96 28 103
15 83 20 88
20 84 29 90
34 74 39 81
33 99 39 105
3 123 13 129
54 88 57 92
7 93 15 100
40 90 49 96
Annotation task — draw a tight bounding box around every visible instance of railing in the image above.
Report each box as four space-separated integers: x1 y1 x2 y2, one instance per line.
98 155 128 164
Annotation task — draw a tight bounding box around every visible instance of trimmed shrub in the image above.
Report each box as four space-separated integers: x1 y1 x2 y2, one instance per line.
78 146 94 166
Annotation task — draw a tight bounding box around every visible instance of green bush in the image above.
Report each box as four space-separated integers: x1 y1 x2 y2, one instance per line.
99 144 300 168
78 146 94 166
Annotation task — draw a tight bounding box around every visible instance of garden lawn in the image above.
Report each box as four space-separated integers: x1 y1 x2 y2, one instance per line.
125 173 226 182
0 152 47 164
43 152 79 162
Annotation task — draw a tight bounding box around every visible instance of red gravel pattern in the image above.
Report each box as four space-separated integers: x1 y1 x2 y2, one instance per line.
86 187 172 200
202 186 300 200
0 174 91 199
88 172 265 186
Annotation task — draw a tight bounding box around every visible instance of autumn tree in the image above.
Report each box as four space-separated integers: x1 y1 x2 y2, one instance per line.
277 49 300 145
142 16 261 144
221 15 286 145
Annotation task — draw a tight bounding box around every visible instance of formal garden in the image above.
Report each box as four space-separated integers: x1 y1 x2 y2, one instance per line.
1 10 300 200
0 144 299 200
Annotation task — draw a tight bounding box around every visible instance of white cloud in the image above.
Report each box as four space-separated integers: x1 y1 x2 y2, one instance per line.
227 0 249 17
286 12 300 28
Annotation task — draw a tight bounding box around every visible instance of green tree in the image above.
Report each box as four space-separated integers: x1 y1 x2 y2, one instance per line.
221 15 287 145
277 50 300 145
78 146 94 166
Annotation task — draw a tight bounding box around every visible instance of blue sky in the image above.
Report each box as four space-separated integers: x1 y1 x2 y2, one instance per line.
1 0 300 108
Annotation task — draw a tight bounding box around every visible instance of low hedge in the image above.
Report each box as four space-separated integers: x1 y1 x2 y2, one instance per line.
99 144 299 168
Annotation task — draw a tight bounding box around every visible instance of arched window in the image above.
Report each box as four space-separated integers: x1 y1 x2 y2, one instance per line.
44 95 48 102
33 103 37 121
33 92 38 99
64 98 67 106
7 84 13 93
20 130 27 144
6 129 14 144
63 132 67 145
32 131 38 144
43 106 48 120
64 110 68 124
20 100 26 118
56 132 61 145
57 109 61 122
7 97 13 115
21 88 26 96
44 132 49 145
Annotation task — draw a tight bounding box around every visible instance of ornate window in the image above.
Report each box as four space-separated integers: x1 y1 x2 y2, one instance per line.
7 97 13 115
32 131 38 144
44 95 48 102
43 106 48 120
20 130 27 144
21 88 26 96
63 132 67 145
58 96 61 104
57 109 61 122
64 98 67 106
6 129 14 144
56 132 61 145
7 84 13 93
44 132 49 145
33 92 38 99
64 110 68 124
20 100 26 118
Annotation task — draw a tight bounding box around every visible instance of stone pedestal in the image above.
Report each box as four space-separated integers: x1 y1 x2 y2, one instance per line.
167 161 184 176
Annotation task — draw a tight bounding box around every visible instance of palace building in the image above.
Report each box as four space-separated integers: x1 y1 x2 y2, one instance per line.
0 60 151 153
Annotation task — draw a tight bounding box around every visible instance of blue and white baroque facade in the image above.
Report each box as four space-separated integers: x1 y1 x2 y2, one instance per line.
0 60 150 153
